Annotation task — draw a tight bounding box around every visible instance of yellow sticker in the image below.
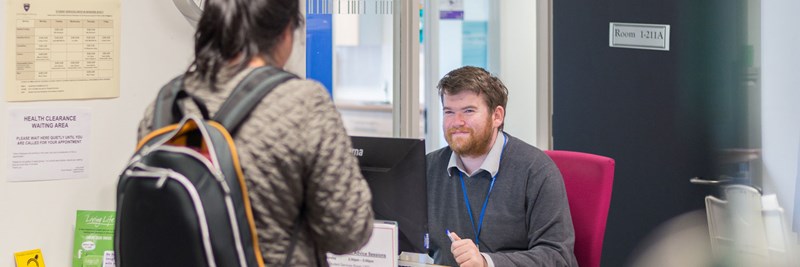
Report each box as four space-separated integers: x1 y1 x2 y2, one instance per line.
14 249 46 267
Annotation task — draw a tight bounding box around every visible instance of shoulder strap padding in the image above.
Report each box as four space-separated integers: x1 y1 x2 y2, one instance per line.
151 67 297 134
152 76 185 129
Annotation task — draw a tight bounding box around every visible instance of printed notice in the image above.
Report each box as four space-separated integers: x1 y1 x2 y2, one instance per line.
5 0 121 101
327 221 398 267
7 107 91 182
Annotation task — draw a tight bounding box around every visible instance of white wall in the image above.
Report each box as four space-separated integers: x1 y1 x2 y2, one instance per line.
761 0 800 234
431 0 540 149
498 0 538 147
0 1 195 265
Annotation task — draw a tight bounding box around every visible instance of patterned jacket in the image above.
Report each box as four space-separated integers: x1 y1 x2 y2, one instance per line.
137 66 374 266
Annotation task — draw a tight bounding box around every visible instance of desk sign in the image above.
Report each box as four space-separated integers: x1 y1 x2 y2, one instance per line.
609 22 670 51
328 221 398 267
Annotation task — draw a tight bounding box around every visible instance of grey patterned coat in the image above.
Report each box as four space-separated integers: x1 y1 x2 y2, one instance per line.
137 67 374 266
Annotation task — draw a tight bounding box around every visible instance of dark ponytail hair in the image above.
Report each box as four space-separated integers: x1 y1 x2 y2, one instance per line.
188 0 303 89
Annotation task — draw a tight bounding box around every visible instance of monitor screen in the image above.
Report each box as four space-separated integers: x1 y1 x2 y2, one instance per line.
350 136 428 254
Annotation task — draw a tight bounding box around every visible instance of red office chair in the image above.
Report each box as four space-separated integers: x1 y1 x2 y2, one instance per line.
544 150 615 267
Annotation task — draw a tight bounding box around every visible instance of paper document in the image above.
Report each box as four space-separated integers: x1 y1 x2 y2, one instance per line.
328 221 399 267
7 107 91 182
5 0 121 101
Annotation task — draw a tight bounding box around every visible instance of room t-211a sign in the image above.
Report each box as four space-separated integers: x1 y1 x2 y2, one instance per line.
609 22 670 51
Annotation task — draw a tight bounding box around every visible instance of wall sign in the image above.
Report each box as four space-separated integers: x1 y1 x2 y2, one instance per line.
7 107 91 182
609 22 670 51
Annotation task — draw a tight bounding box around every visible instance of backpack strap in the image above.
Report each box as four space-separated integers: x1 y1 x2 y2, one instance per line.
152 75 211 129
152 66 294 131
152 76 184 129
213 66 298 135
211 66 301 266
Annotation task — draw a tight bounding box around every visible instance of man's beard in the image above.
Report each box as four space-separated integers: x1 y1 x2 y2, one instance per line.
445 117 494 157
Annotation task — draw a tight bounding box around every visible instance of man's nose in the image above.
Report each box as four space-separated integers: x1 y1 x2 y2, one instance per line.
452 113 466 125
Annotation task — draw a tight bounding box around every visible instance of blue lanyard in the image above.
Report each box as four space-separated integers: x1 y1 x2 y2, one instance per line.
458 134 507 249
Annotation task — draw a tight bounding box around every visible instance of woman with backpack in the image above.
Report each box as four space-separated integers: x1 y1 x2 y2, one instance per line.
135 0 374 265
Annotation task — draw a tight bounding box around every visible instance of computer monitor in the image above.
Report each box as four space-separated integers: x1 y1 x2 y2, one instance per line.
350 136 428 254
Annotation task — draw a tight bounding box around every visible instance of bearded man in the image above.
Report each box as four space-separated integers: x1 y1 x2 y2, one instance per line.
426 66 578 267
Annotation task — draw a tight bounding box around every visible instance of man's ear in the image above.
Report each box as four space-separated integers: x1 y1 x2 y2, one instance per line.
492 106 505 128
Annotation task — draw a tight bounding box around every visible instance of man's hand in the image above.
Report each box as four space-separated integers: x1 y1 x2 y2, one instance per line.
449 231 487 267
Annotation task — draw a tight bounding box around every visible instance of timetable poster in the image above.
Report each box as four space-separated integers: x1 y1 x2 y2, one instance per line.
5 0 120 101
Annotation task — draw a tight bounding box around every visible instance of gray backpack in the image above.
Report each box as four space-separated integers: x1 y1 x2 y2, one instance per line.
115 67 297 267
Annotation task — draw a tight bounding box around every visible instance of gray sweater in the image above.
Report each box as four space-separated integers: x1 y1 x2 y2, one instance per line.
427 133 577 266
138 66 374 266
